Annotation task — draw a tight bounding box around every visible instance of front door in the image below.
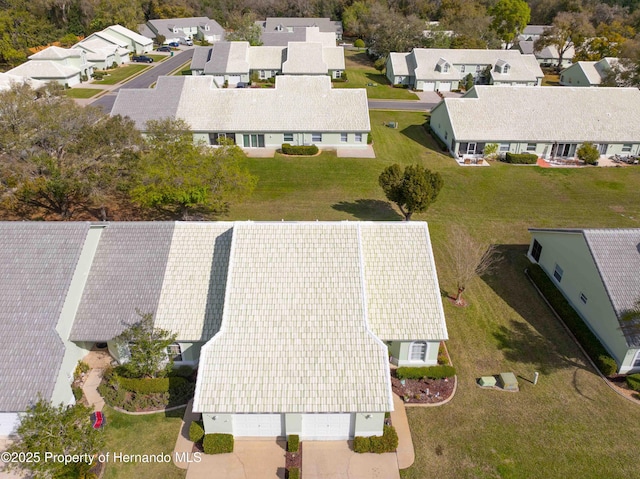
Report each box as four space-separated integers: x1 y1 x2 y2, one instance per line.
467 142 477 155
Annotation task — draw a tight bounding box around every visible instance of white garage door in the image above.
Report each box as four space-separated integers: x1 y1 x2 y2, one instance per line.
301 413 354 440
438 82 451 92
0 413 20 437
227 75 241 86
233 414 284 437
421 82 435 92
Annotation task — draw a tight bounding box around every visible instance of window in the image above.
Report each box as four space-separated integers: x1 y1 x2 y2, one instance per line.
500 143 509 152
209 133 235 145
531 239 542 262
476 65 482 72
444 131 448 140
166 343 182 362
409 342 427 361
311 133 322 142
335 70 342 78
622 144 632 152
460 65 465 73
503 65 510 73
442 64 449 73
340 133 348 142
355 133 362 142
527 143 536 152
243 134 265 147
284 133 294 142
580 292 588 304
466 142 477 155
634 351 640 368
259 70 266 79
553 264 563 282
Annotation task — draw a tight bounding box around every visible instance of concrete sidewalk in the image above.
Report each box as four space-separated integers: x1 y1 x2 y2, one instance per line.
303 441 399 479
82 369 105 412
391 393 415 469
173 399 201 469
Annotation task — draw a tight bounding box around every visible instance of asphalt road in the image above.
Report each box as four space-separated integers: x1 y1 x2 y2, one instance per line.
90 49 194 113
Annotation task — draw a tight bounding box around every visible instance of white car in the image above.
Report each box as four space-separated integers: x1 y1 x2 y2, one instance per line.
181 38 193 46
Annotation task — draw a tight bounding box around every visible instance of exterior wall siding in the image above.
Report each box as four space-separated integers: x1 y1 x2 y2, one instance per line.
0 413 21 437
176 342 202 365
203 413 233 434
354 412 385 437
560 65 591 86
193 132 369 149
388 340 439 366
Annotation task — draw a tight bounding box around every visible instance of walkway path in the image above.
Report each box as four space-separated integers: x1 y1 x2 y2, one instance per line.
391 393 415 469
173 399 200 469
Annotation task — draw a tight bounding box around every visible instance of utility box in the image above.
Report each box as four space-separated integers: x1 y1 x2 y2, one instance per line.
479 376 497 387
499 372 519 391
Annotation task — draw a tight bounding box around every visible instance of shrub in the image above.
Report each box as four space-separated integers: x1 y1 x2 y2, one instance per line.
281 144 319 156
354 39 365 48
74 360 90 380
354 426 398 453
92 71 105 80
72 386 83 401
483 143 498 158
503 152 538 164
203 433 234 454
169 365 195 378
626 373 640 391
288 467 300 479
189 421 205 443
111 61 118 69
367 132 373 145
117 375 188 394
577 142 600 165
353 436 371 453
287 434 299 453
527 264 618 376
396 365 456 380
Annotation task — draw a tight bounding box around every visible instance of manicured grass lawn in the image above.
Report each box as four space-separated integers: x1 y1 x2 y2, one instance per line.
228 110 640 478
92 64 149 85
102 406 186 479
333 50 419 100
64 88 101 99
147 54 168 63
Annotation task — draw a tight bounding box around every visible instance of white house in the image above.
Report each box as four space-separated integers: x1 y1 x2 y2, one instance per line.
528 228 640 374
73 36 131 70
257 17 343 44
560 58 619 87
386 48 543 91
80 25 152 56
111 75 369 152
0 72 46 91
516 40 575 68
429 85 640 160
5 46 94 87
140 17 225 45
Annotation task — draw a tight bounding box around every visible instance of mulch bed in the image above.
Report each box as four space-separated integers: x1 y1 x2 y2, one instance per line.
285 442 302 469
391 369 455 404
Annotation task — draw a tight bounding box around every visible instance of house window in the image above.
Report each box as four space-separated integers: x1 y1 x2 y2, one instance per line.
243 134 265 147
553 264 563 282
340 133 348 142
355 133 362 142
460 65 465 73
444 131 448 140
531 239 542 262
208 133 235 145
259 70 266 79
442 64 449 73
503 65 510 73
312 133 322 142
499 143 509 152
166 343 182 362
284 133 294 142
527 143 536 151
622 144 632 152
335 70 342 78
580 292 588 304
409 341 427 361
634 351 640 368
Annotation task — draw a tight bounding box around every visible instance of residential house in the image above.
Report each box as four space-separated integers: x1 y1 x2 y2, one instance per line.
386 48 544 91
559 58 618 87
527 228 640 374
0 221 448 440
5 46 93 87
429 85 640 160
80 25 152 56
73 36 130 70
257 17 343 44
0 72 46 91
139 17 225 45
516 40 574 68
111 75 368 151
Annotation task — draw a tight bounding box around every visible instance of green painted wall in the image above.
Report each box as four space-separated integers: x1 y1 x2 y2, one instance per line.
560 64 591 86
388 340 440 366
429 103 455 154
285 413 302 435
354 412 384 437
193 131 369 149
203 413 233 434
177 342 203 364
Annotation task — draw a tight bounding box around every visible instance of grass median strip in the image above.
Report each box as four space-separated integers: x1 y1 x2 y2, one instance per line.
92 64 150 85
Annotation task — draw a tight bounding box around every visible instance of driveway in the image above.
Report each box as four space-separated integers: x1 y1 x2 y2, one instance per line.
302 441 399 479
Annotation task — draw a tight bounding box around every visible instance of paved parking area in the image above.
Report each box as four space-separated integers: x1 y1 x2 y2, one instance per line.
302 441 399 479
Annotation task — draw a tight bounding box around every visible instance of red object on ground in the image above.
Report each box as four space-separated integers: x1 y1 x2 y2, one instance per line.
91 411 104 429
537 158 551 168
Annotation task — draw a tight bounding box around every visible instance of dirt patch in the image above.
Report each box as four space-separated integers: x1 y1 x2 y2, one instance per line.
286 442 302 470
391 370 455 404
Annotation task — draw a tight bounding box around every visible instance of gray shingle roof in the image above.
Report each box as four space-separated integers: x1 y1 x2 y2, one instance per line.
203 42 250 75
261 17 342 35
70 223 175 341
0 222 90 412
147 17 224 37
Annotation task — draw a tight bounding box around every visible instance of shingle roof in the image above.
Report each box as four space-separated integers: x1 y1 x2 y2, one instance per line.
262 17 342 35
154 223 233 341
70 223 175 341
105 25 153 46
435 85 640 142
6 61 80 80
388 52 411 76
246 46 286 70
282 42 327 74
112 75 370 133
0 72 46 91
203 42 250 74
0 222 90 412
147 17 224 36
29 46 82 60
260 27 307 47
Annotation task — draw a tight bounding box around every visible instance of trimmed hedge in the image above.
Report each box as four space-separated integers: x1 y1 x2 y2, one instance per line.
396 365 456 380
353 426 398 454
527 264 618 376
203 433 234 454
287 434 299 453
117 376 188 394
169 365 195 378
288 467 300 479
72 386 83 401
626 373 640 392
189 421 205 443
503 152 537 164
282 143 319 156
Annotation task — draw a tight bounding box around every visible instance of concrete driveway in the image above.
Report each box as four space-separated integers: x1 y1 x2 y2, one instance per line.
302 441 399 479
186 440 286 479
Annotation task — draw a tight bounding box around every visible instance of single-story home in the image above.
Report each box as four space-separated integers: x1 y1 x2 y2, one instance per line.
559 58 618 87
516 40 574 68
139 16 225 45
429 85 640 160
0 72 46 91
386 48 543 91
257 17 343 43
80 25 152 55
73 37 131 70
0 221 448 440
527 228 640 374
111 75 369 151
5 46 93 87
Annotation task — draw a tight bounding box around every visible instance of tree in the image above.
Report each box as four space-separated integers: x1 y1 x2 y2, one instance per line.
130 118 256 220
463 72 475 91
4 398 104 479
489 0 531 48
576 142 600 165
116 311 177 379
225 11 263 45
444 225 501 305
354 38 365 49
535 12 594 72
378 164 443 221
0 83 142 220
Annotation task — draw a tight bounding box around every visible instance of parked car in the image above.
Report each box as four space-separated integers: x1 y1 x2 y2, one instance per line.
181 38 194 46
156 46 172 52
132 55 153 63
168 42 180 48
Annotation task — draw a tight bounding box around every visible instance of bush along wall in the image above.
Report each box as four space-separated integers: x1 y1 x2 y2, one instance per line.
353 426 398 453
503 152 538 164
396 365 456 380
281 144 319 155
203 433 234 454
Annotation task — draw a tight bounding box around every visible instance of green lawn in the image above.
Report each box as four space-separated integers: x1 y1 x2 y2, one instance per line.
147 54 168 63
227 110 640 478
333 50 419 100
64 88 101 99
102 406 186 479
92 64 149 85
543 73 561 86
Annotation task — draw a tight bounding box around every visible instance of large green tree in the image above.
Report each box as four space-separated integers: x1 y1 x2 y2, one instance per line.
378 164 443 221
535 12 594 71
4 398 104 479
130 118 256 220
489 0 531 48
0 83 142 220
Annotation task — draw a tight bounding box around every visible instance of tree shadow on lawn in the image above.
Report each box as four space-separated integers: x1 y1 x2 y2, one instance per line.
364 72 391 85
346 51 375 68
482 244 592 376
332 199 403 220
